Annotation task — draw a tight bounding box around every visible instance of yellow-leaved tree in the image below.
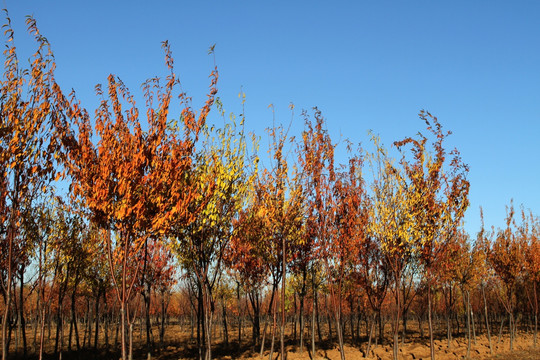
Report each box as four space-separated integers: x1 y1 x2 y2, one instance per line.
170 101 257 360
365 134 418 360
394 111 470 360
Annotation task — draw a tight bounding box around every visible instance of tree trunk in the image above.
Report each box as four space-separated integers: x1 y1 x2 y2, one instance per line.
470 292 476 346
315 290 322 343
94 286 101 350
378 308 383 345
144 289 152 360
366 314 375 358
482 285 492 354
533 281 538 348
18 269 27 358
259 285 276 358
427 284 435 360
104 311 110 353
269 292 277 360
1 223 15 360
402 310 407 346
38 303 47 360
236 283 242 346
393 275 402 360
497 316 505 345
446 312 452 349
311 290 316 358
299 290 305 353
333 288 345 360
221 296 229 346
160 292 167 351
248 291 260 346
509 313 514 351
68 279 81 353
129 322 133 360
121 305 127 360
465 290 471 359
280 235 286 360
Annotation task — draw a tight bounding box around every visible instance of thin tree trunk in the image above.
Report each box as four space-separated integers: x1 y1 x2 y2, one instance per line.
269 293 277 360
19 269 27 358
378 308 383 345
121 305 127 360
446 313 452 349
237 283 242 346
482 284 492 354
129 322 133 360
222 296 229 346
470 292 476 346
1 223 15 360
427 284 435 360
509 313 514 351
497 316 505 345
465 290 471 359
144 289 152 360
333 286 345 360
94 286 101 350
39 306 46 360
104 312 110 353
366 314 375 358
533 281 538 348
160 292 167 351
259 285 276 358
393 275 402 360
280 235 286 360
311 289 316 358
315 290 322 343
299 291 305 353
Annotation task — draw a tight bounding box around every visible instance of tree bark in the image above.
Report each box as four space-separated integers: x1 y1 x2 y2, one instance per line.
427 284 435 360
1 220 15 360
18 268 27 358
465 290 471 359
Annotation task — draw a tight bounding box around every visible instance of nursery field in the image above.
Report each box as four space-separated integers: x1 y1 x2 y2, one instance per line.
1 5 539 360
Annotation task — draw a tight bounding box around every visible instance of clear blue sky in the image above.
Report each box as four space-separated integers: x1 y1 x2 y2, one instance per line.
6 1 540 236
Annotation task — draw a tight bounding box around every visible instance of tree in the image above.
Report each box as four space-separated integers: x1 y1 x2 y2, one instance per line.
394 111 470 360
298 109 366 360
60 41 218 360
521 211 539 347
255 117 303 360
137 237 176 358
451 230 484 358
0 15 68 360
227 196 270 347
488 202 526 351
365 134 417 360
171 109 255 360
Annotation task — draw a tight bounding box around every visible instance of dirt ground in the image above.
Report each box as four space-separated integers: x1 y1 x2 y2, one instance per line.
135 329 539 360
175 334 539 360
5 323 539 359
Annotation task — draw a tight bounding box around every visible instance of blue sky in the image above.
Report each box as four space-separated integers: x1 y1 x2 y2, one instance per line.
6 1 540 236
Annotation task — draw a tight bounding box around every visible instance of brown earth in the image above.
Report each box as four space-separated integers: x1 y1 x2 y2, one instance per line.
4 323 538 359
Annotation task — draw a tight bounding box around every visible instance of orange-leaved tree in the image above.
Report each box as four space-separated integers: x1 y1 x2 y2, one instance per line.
521 210 539 347
488 201 527 351
298 109 364 360
59 41 217 360
0 14 69 360
226 187 271 346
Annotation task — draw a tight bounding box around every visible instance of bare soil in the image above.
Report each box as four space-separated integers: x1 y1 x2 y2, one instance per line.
5 323 538 359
